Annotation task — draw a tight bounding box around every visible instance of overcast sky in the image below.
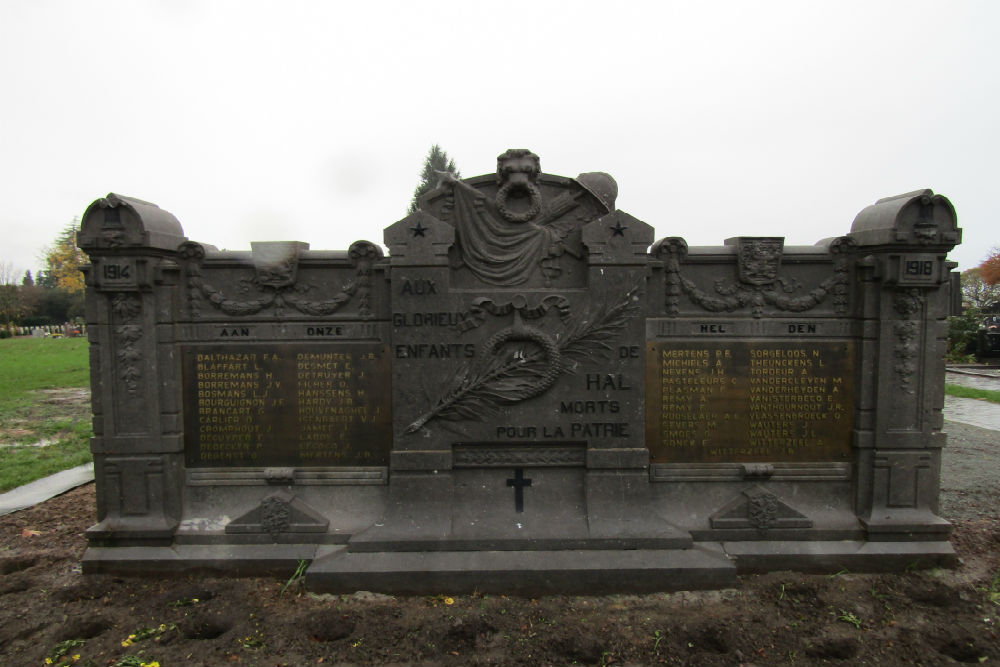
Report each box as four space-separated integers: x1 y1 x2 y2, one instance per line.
1 0 996 280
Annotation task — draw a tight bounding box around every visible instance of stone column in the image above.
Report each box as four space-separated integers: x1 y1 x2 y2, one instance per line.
581 210 687 542
78 194 187 547
848 190 960 540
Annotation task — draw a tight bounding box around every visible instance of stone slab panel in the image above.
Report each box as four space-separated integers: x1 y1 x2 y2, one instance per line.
305 546 737 595
82 544 326 575
723 539 957 573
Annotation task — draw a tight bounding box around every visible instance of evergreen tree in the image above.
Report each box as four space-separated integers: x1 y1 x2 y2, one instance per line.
408 145 460 214
35 270 57 289
22 270 33 287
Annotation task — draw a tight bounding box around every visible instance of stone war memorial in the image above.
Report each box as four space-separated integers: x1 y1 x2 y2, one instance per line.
78 149 962 594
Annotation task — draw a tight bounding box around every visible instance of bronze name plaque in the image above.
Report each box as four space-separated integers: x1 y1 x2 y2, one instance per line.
183 343 392 467
645 341 854 463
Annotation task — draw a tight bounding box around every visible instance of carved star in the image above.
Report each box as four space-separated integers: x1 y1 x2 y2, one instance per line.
610 221 628 237
410 221 428 238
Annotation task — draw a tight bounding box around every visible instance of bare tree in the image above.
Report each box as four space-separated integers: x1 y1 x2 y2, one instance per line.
961 267 1000 309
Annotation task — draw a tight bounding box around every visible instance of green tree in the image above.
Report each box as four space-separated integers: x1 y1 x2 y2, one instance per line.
947 305 981 361
42 218 87 294
0 261 24 334
408 145 460 214
960 267 1000 309
34 269 56 289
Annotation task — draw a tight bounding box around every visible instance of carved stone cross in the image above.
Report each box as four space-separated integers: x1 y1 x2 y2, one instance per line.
506 468 532 514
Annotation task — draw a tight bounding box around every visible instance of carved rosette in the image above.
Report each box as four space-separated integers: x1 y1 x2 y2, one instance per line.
110 293 143 395
177 240 382 319
892 289 924 393
658 236 854 318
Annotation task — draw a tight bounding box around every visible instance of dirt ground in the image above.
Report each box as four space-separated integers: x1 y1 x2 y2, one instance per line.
2 422 1000 666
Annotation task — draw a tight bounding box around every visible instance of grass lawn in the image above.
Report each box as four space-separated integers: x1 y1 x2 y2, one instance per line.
945 383 1000 405
0 337 92 492
0 337 90 410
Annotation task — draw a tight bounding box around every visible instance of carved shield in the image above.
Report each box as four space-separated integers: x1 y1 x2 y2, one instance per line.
736 237 784 286
251 241 307 289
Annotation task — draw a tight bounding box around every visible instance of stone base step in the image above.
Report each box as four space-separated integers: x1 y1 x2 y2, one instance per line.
305 545 737 595
724 539 958 572
83 539 959 592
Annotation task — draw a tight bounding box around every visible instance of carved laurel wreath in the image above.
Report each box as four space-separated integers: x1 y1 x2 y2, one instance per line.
405 286 639 434
495 181 543 223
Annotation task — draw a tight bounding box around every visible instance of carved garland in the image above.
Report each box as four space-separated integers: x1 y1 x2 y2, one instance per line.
747 493 779 534
892 288 924 393
110 293 143 396
656 236 855 318
457 295 571 333
260 495 291 540
453 447 587 467
178 240 381 319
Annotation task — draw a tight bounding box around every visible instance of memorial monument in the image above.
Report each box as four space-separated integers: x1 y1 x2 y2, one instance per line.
77 149 961 593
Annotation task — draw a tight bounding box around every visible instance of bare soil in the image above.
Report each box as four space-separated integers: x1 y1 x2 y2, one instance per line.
0 387 91 446
2 422 999 667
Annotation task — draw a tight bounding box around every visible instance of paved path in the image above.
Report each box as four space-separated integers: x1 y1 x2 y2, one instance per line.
0 463 94 517
944 396 1000 432
944 369 1000 431
947 368 1000 389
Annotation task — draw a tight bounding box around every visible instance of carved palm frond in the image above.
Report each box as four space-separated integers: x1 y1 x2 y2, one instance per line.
404 346 550 433
405 285 639 433
557 285 638 370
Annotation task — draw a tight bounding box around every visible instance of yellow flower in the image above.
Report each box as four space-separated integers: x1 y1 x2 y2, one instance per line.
72 656 81 662
445 597 455 605
45 659 53 665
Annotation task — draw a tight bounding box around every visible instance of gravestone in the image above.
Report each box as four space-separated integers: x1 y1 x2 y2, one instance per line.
78 152 961 593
